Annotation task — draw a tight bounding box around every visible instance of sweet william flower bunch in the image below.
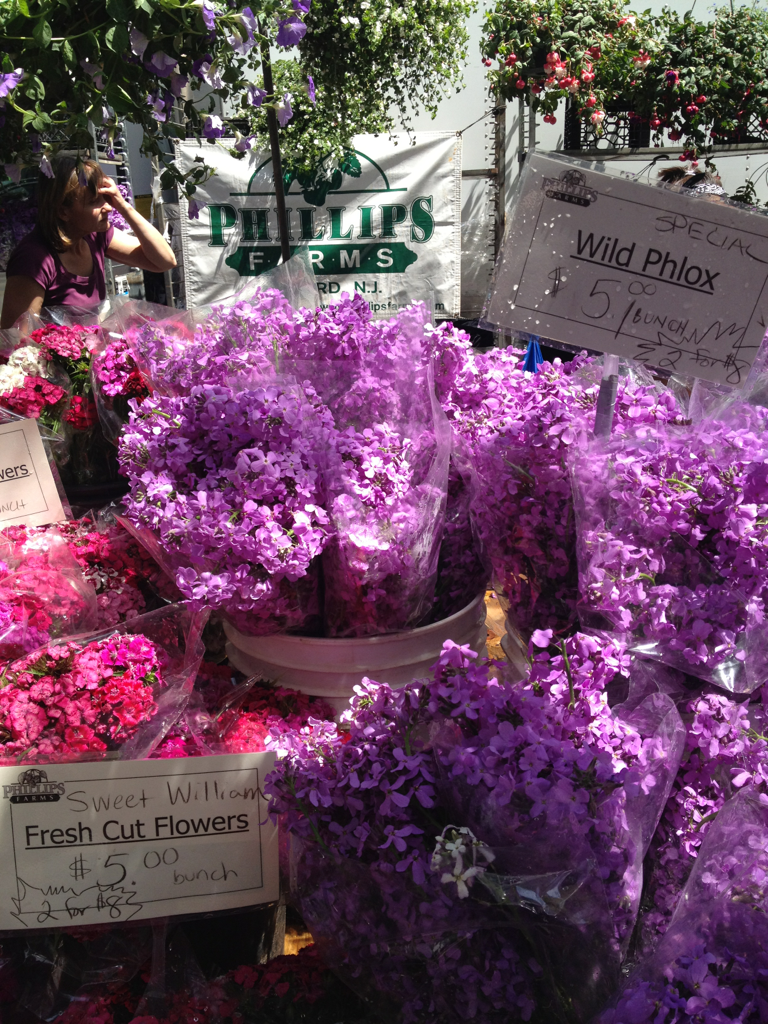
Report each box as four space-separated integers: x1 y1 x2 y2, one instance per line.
266 634 684 1024
91 332 151 444
0 633 160 764
0 527 99 658
0 518 176 635
151 663 335 759
0 341 68 427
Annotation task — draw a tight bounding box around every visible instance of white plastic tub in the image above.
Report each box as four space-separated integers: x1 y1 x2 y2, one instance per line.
224 592 488 714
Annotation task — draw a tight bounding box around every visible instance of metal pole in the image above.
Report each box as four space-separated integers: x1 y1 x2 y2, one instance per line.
493 93 506 259
518 96 526 173
260 42 291 264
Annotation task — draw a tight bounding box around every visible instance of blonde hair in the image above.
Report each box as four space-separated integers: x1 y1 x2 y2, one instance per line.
37 154 105 252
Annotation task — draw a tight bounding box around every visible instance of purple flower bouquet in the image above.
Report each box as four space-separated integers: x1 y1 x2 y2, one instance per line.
446 353 682 642
599 786 768 1024
118 292 464 638
119 379 335 635
266 634 684 1023
571 404 768 691
630 659 768 959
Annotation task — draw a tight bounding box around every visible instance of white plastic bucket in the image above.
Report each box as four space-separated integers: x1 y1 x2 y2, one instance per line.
224 592 488 714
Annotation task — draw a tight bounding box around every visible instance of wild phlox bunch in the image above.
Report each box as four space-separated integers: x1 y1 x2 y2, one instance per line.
267 634 684 1023
443 351 683 638
571 404 768 686
119 380 334 634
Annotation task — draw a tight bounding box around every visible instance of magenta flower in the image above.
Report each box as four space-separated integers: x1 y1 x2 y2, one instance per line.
234 132 256 152
307 74 316 105
147 89 174 123
665 69 679 85
198 61 223 89
228 6 257 53
169 72 188 97
129 27 149 59
201 0 217 31
191 53 213 78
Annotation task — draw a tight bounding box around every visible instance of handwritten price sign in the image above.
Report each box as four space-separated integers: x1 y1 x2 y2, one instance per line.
0 754 278 929
486 153 768 386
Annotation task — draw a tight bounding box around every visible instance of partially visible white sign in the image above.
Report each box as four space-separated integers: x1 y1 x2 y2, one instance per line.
176 133 462 317
0 753 278 929
0 418 66 527
486 153 768 386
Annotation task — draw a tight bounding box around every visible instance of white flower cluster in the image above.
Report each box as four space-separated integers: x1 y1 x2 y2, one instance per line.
0 345 48 396
431 825 495 899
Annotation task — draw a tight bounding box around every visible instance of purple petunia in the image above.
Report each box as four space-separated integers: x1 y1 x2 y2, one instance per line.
146 50 179 78
276 14 307 47
0 69 23 99
274 92 293 126
202 114 224 139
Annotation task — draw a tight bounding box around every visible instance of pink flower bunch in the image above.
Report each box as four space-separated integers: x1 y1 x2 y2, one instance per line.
220 683 335 754
2 519 173 632
0 633 160 763
64 394 99 430
94 334 150 400
0 598 49 660
30 322 97 362
0 374 68 421
152 667 336 759
0 529 99 654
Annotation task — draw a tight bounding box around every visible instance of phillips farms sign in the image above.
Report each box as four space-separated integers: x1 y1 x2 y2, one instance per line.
176 133 461 315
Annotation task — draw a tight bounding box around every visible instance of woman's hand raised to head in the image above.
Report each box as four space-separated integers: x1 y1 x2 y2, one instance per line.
104 180 177 275
97 176 129 213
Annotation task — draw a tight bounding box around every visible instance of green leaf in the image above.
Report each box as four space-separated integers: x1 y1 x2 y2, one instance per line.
15 0 31 17
32 17 52 47
106 82 134 113
134 0 154 11
31 113 50 130
60 39 75 66
84 30 101 56
106 0 133 21
22 109 37 127
104 24 130 53
24 74 45 100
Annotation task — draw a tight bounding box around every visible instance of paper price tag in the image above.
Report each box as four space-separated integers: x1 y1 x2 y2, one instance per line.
486 153 768 386
0 753 278 929
0 418 66 527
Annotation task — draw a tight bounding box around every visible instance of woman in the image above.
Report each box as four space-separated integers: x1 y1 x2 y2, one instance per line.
1 154 176 328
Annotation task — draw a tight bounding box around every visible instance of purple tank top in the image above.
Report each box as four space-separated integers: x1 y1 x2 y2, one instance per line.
6 224 115 310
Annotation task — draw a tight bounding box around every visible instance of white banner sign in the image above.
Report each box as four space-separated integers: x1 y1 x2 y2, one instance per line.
486 153 768 386
176 133 461 316
0 418 65 528
0 753 278 929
